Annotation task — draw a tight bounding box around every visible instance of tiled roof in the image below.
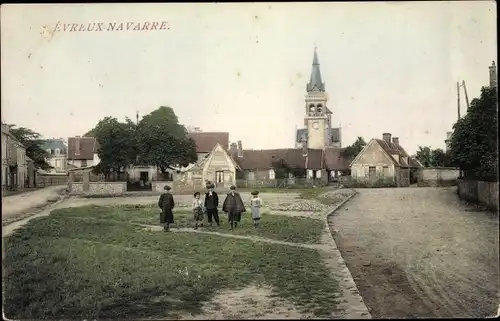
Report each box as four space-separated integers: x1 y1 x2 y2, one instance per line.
188 132 229 153
67 137 99 160
324 148 352 170
374 139 419 168
234 148 324 170
40 139 67 154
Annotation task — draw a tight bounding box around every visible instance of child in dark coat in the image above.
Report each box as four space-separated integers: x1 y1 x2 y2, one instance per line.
204 183 220 227
222 185 246 230
158 185 175 232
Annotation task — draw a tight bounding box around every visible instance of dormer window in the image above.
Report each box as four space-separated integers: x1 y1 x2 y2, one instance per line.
55 148 60 155
46 148 52 155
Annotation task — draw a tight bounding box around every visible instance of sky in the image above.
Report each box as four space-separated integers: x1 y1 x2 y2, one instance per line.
1 2 497 155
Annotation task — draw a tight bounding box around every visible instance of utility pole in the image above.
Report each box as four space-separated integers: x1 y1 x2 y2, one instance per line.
456 82 461 121
462 80 470 110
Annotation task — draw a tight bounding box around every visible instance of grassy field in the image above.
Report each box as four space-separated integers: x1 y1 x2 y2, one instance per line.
48 205 326 244
4 213 339 319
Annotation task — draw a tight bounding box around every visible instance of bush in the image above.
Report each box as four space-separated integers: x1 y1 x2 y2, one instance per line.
343 178 396 188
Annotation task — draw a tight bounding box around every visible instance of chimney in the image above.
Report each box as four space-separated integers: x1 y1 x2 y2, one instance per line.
392 137 399 145
237 140 243 158
382 133 391 144
74 136 80 155
489 61 497 88
229 143 238 158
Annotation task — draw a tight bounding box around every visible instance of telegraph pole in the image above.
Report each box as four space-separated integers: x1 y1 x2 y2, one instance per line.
457 81 461 121
462 80 470 110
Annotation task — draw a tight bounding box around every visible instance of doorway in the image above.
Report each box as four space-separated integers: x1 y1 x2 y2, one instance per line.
368 166 376 182
215 171 224 187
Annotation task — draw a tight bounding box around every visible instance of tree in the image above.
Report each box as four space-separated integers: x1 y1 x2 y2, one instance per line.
344 136 367 158
430 148 450 167
449 86 498 181
271 158 290 179
415 146 452 167
416 146 432 167
8 125 52 170
136 106 197 172
90 117 137 179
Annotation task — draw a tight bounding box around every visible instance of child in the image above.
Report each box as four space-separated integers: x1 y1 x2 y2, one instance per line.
204 183 220 227
250 191 262 228
222 185 246 230
158 185 175 232
192 192 204 230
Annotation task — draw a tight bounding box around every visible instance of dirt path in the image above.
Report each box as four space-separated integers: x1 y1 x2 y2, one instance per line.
328 187 499 318
1 185 67 224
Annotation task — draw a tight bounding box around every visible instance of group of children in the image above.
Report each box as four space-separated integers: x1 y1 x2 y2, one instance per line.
158 183 262 232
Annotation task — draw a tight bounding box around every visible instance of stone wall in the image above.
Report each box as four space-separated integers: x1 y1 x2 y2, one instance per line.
69 182 126 195
417 167 459 187
458 180 499 210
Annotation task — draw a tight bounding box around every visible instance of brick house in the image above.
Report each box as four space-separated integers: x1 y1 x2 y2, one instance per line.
67 136 100 168
350 133 422 186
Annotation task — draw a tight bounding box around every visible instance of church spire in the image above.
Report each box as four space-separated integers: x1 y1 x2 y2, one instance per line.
306 46 325 92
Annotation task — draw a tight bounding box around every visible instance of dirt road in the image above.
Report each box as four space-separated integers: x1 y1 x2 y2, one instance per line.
1 185 67 222
328 187 499 318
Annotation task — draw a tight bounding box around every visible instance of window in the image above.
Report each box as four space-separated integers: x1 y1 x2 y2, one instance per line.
55 148 60 155
81 159 87 167
307 169 314 178
383 166 389 176
316 170 322 178
268 169 275 180
46 148 51 155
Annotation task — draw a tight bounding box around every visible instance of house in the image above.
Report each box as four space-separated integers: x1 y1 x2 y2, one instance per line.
1 123 28 190
350 133 422 187
175 142 241 189
67 136 100 168
230 141 326 183
40 138 68 173
187 131 230 163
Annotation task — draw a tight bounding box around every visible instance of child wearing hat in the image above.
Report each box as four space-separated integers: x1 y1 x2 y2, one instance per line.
250 191 262 228
192 192 204 230
222 185 246 230
158 185 175 232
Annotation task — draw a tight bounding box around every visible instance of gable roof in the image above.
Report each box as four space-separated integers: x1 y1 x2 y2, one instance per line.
234 148 324 170
324 148 352 171
350 138 420 168
188 132 229 153
67 137 100 160
207 143 242 171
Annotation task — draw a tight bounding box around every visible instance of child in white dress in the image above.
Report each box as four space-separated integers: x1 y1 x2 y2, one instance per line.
250 191 262 228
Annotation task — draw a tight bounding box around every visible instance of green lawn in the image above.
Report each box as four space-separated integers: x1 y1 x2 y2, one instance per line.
49 205 326 244
4 214 340 319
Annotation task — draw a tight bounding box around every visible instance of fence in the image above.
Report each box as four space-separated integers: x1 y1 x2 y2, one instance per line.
417 167 460 187
235 178 328 189
457 179 499 211
33 175 68 187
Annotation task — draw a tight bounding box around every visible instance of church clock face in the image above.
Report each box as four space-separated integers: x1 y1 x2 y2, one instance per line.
312 121 319 130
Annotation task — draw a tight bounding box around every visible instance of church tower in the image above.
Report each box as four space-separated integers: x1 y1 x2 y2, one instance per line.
296 47 342 149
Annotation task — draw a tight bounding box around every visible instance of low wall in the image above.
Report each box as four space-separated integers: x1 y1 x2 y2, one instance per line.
69 182 127 195
417 168 460 187
458 180 499 210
